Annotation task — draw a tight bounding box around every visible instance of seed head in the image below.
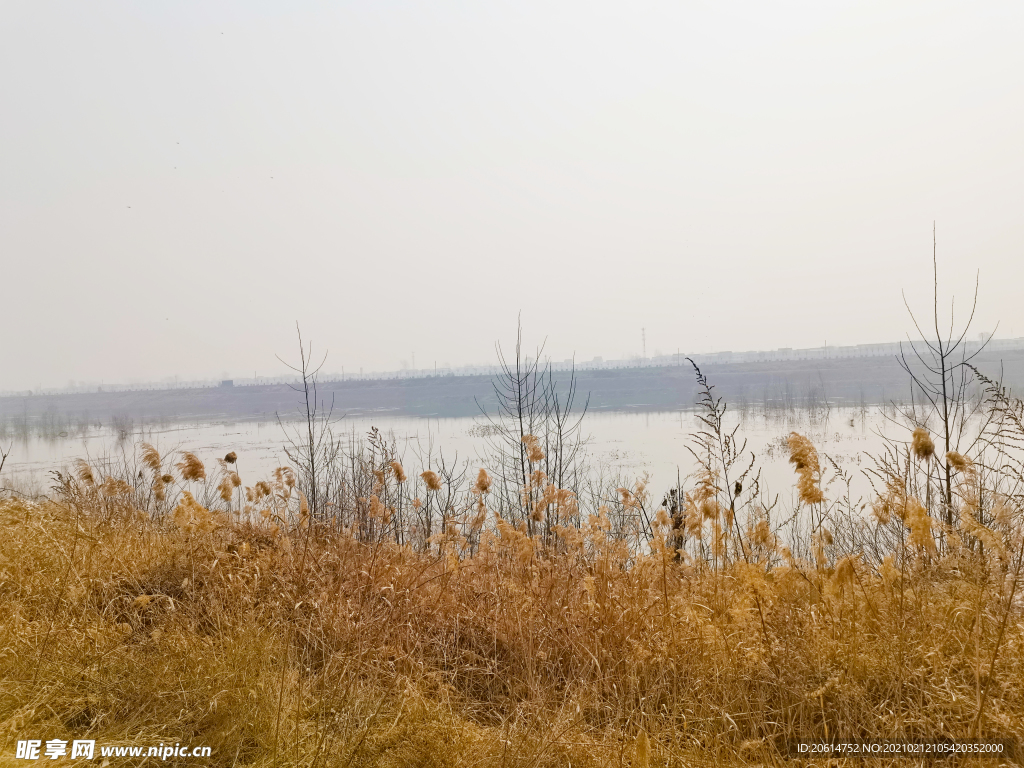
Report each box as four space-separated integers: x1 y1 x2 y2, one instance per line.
219 476 234 502
752 519 773 549
368 494 385 519
474 468 492 494
74 459 95 486
177 452 206 482
946 451 970 472
906 498 936 555
911 428 935 460
521 434 545 463
833 555 857 592
140 443 162 473
787 433 824 505
421 471 442 491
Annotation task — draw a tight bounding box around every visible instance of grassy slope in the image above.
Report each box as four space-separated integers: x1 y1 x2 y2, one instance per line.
1 495 1021 767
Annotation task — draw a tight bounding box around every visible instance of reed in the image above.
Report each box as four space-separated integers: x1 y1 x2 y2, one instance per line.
2 314 1023 765
0 370 1021 766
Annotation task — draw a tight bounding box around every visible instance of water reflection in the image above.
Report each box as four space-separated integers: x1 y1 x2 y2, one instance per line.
1 406 907 504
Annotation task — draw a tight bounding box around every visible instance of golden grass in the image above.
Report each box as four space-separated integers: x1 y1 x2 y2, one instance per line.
1 463 1021 766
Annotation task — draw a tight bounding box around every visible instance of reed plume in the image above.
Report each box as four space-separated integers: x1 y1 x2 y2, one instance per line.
176 452 206 482
139 442 162 473
911 427 935 460
101 478 133 497
171 491 215 533
421 471 442 491
219 476 234 502
74 459 95 486
787 432 824 505
947 450 970 472
905 497 937 555
654 507 671 531
751 518 774 550
521 434 544 462
960 506 1007 563
274 466 295 490
368 494 385 520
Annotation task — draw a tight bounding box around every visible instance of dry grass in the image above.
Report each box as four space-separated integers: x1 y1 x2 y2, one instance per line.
1 373 1023 766
1 477 1022 766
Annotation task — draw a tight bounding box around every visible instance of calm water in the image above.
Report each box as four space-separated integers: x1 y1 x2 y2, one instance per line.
1 407 904 503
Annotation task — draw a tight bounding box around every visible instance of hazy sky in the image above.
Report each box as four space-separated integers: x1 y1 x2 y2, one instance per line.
2 1 1022 390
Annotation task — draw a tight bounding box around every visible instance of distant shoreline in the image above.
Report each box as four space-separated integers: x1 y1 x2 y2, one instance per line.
3 350 1023 426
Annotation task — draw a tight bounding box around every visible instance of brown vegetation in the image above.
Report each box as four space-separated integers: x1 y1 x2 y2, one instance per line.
1 366 1022 766
2 291 1023 764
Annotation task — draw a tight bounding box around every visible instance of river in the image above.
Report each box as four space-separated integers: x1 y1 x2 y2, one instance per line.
1 405 915 506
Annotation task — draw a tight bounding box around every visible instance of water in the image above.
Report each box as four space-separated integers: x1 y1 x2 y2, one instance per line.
1 407 903 503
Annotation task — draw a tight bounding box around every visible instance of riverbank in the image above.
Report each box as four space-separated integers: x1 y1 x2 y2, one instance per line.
4 349 1023 428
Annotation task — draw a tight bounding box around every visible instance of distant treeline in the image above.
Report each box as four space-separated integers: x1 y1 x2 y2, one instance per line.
2 349 1024 428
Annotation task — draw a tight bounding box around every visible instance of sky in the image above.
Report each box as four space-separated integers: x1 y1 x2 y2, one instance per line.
1 1 1022 391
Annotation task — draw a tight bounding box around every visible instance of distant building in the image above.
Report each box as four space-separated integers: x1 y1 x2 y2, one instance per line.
220 380 234 388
